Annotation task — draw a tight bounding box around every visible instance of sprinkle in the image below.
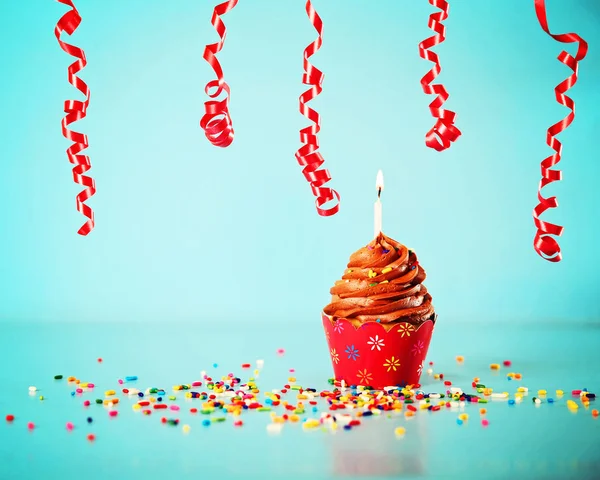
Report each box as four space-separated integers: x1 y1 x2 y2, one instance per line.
503 360 512 367
481 419 489 427
54 375 63 380
125 376 138 382
202 419 211 427
394 427 406 436
538 390 547 396
27 422 35 430
567 400 579 410
456 356 464 363
109 410 118 417
490 364 500 370
87 417 93 423
66 422 74 431
277 349 285 356
592 410 599 417
241 364 251 369
381 267 393 274
87 433 95 441
97 358 103 363
479 408 487 415
556 390 564 396
28 386 37 393
456 418 463 425
6 415 14 422
182 424 191 433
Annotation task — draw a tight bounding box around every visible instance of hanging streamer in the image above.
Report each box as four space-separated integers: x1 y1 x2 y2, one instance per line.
55 0 95 235
201 0 238 148
295 0 340 216
533 0 588 262
418 0 461 151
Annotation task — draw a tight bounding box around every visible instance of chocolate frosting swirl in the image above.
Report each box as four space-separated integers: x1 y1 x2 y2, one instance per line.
324 233 434 327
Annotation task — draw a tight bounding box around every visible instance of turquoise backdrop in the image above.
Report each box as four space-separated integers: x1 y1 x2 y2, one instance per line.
0 0 598 324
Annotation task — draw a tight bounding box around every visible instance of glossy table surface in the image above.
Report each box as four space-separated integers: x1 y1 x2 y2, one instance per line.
1 319 599 480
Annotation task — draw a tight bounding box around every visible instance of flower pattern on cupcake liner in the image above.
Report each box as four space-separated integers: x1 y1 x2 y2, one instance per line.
411 340 425 357
397 323 415 338
383 356 401 372
344 345 360 361
330 348 340 364
333 321 345 334
356 369 373 385
367 335 385 351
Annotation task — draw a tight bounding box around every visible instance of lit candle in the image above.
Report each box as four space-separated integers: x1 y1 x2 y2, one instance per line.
374 170 384 238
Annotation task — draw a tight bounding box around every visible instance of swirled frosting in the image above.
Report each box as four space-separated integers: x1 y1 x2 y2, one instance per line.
323 233 434 327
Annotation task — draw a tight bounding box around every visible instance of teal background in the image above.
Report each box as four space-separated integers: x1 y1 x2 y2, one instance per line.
0 0 599 324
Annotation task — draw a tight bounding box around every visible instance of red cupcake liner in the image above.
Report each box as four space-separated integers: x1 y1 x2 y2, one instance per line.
322 312 436 389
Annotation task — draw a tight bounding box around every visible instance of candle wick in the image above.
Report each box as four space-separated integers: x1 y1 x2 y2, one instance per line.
377 188 381 199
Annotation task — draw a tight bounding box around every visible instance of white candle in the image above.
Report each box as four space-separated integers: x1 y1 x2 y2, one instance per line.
374 170 384 238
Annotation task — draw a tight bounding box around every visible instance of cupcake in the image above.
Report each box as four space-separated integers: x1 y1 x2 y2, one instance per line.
322 232 436 388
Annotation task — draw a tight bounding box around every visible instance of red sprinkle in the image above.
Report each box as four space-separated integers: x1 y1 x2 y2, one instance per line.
572 390 582 396
407 405 417 412
241 363 251 368
431 405 441 411
108 410 118 417
83 400 90 407
97 358 103 363
503 360 512 367
87 433 95 441
27 422 35 430
439 374 444 379
122 389 129 394
161 417 167 423
444 381 452 386
142 410 152 415
138 401 150 407
234 420 243 427
190 408 198 414
349 419 361 426
153 404 167 410
5 415 14 422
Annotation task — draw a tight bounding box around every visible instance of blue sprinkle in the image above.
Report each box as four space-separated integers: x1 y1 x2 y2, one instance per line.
138 392 144 398
456 419 463 425
157 397 163 402
382 249 390 253
265 398 273 405
71 391 75 396
507 377 512 381
376 319 381 323
548 398 554 403
343 425 352 430
508 399 515 405
87 417 93 424
125 376 138 382
212 363 218 368
202 419 211 427
312 406 318 412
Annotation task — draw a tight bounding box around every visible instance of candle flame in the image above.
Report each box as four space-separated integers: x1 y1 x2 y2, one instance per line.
376 170 384 191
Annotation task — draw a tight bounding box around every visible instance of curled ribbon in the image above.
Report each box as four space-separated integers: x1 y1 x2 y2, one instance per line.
295 0 340 216
533 0 588 262
55 0 95 235
418 0 461 151
200 0 238 148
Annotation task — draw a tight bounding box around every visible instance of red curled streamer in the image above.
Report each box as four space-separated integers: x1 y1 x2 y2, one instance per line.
200 0 238 148
418 0 461 151
533 0 588 262
55 0 95 235
295 0 340 216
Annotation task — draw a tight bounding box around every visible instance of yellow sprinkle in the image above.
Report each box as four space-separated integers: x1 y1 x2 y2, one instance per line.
567 400 579 410
506 373 515 378
105 390 116 397
79 383 89 388
404 411 414 418
458 413 469 421
149 396 156 403
456 355 465 363
253 370 259 376
517 387 528 393
39 395 44 401
538 390 547 396
515 393 523 400
483 388 493 396
433 374 440 380
297 394 308 400
289 415 300 423
394 427 406 436
185 392 192 398
132 404 141 411
368 269 377 278
556 390 564 396
173 386 182 391
420 403 429 410
288 377 297 383
381 267 393 274
182 424 191 433
104 398 119 406
347 269 353 274
331 422 338 430
303 419 320 429
490 364 500 370
380 280 389 284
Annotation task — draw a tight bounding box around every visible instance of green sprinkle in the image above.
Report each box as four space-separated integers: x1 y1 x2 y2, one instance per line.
477 388 484 393
476 384 486 388
95 399 103 404
440 394 445 398
257 407 271 412
478 399 488 404
149 388 158 394
291 385 302 391
369 283 377 287
404 399 414 404
201 409 213 415
212 417 227 423
168 395 176 401
328 379 335 385
54 375 63 380
294 409 305 414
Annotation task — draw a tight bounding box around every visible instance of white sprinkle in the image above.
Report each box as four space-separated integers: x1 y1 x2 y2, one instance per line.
491 393 508 399
429 393 441 399
450 388 463 395
426 368 433 375
256 359 265 369
266 423 283 434
28 386 37 392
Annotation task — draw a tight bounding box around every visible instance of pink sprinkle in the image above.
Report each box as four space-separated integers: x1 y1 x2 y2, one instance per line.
87 383 95 388
27 422 35 430
192 381 202 387
277 348 285 356
482 419 489 427
289 369 295 373
109 410 118 417
572 390 582 396
76 388 83 394
170 405 180 411
503 360 512 367
118 379 123 385
66 422 74 431
83 400 91 407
